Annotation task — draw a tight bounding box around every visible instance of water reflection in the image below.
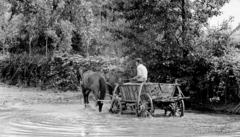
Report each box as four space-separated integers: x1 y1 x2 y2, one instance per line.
0 104 239 137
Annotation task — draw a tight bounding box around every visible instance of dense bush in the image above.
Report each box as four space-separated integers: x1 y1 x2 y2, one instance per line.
0 53 124 91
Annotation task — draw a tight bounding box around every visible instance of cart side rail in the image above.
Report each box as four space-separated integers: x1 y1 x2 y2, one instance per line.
117 82 183 101
158 83 177 97
118 83 161 101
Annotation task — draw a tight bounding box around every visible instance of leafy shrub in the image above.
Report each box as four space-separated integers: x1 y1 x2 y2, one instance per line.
0 53 125 91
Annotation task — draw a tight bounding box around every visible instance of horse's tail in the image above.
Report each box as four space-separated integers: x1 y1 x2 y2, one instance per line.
99 76 106 100
76 68 81 83
97 76 106 112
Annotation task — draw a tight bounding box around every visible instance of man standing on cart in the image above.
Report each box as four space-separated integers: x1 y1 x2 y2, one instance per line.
130 58 148 83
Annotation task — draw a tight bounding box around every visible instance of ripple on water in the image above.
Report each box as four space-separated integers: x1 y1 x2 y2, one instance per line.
0 105 198 137
5 114 185 136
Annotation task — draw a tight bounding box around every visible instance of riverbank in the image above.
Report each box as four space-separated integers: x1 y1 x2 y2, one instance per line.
1 82 240 115
0 83 82 107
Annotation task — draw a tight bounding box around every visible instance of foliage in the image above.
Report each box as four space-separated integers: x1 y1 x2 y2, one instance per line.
1 0 240 112
101 0 240 107
0 0 120 57
208 50 240 103
0 1 23 54
0 52 126 91
103 0 230 58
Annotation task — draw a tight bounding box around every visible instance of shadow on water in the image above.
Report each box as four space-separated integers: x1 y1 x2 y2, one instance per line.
0 104 240 137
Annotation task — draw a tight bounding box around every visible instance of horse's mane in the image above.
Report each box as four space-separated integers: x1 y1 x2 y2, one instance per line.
76 68 81 82
77 67 90 82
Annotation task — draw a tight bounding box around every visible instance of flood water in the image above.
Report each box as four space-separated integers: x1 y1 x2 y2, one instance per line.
1 103 240 137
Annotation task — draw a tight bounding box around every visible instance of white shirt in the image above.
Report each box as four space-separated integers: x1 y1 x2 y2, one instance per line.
137 64 148 81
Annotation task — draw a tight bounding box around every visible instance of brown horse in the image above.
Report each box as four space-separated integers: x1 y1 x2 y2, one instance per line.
104 70 131 96
77 68 106 112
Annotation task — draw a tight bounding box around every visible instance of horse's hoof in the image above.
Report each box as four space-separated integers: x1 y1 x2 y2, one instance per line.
84 104 89 110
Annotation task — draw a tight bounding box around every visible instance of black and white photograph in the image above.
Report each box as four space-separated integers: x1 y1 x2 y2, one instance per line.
0 0 240 136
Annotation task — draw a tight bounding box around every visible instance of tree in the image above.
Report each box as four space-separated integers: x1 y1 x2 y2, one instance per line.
102 0 230 80
70 0 119 57
0 0 23 55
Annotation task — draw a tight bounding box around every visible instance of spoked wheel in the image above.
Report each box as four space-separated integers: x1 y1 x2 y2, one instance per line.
169 100 185 117
109 98 122 114
136 93 154 117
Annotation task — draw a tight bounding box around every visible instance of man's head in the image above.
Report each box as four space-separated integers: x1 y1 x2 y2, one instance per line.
135 58 142 66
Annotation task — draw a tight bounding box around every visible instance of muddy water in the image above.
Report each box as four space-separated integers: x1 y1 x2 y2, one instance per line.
0 103 240 137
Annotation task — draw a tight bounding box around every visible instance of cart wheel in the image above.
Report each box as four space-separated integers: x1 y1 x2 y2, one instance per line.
136 93 154 117
169 100 185 117
109 98 122 114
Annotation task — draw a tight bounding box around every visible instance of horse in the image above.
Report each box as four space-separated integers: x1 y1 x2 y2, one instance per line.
77 68 107 112
104 69 131 96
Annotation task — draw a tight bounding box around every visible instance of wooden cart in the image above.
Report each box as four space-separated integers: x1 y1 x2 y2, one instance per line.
109 82 189 117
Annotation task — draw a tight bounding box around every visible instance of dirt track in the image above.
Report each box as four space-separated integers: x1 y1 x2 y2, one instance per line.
0 83 240 137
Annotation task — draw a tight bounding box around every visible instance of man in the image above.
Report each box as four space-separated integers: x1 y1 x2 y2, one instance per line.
131 58 148 82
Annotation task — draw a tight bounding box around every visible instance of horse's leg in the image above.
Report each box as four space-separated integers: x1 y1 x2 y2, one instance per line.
92 88 99 106
82 86 89 109
164 109 167 116
92 87 103 112
94 78 106 112
85 89 90 104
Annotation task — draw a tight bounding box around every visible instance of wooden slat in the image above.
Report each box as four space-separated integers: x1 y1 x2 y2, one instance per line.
123 86 127 100
141 83 161 95
143 85 147 94
126 86 130 100
118 82 181 102
122 82 161 86
135 85 138 100
120 86 126 100
159 83 176 97
130 85 134 100
153 96 190 102
119 84 140 101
